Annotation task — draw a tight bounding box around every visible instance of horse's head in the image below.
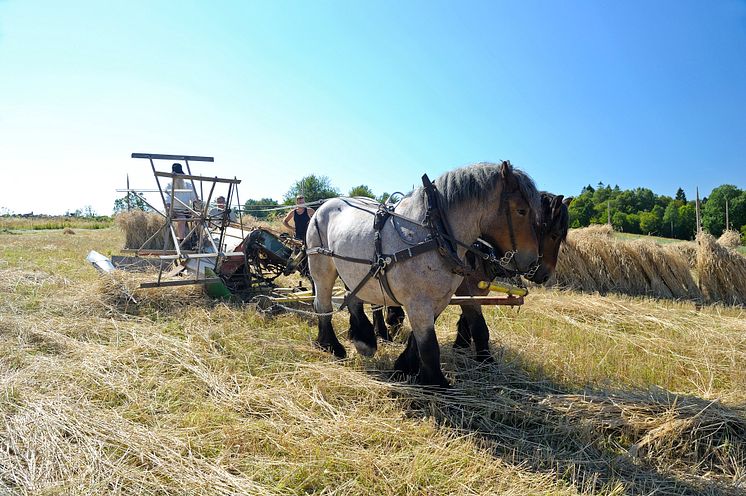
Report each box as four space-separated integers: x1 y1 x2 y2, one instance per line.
479 161 540 274
526 194 571 284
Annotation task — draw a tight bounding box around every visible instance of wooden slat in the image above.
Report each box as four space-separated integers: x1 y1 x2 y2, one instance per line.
449 296 524 306
154 171 241 184
139 278 221 288
131 153 214 162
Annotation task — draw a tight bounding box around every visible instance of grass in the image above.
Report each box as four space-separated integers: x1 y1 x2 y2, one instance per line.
0 216 113 231
0 228 744 495
614 230 746 255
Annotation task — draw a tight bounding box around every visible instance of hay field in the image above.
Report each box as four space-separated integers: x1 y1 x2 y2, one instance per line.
552 225 746 306
1 228 745 495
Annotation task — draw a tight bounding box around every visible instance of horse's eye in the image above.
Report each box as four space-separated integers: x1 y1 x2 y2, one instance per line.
517 209 527 216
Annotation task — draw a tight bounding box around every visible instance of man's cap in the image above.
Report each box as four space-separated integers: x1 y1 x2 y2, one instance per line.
172 163 184 174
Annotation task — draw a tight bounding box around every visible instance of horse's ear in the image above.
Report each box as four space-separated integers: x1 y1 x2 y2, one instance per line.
499 161 517 190
563 196 574 207
541 193 551 211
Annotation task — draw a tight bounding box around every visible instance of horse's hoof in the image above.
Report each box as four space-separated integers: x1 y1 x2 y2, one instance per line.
315 340 347 359
394 354 419 376
418 374 452 390
475 352 495 364
352 339 377 357
453 340 471 350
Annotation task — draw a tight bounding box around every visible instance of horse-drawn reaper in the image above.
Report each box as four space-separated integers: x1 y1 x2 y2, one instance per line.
306 161 541 387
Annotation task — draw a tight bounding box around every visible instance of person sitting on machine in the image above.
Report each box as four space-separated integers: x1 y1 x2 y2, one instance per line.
209 196 238 226
165 163 197 247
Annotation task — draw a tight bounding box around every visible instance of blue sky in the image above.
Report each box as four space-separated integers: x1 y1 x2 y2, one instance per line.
1 0 745 215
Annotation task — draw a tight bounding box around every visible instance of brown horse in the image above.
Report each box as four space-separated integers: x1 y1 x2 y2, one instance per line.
359 192 571 363
452 193 571 361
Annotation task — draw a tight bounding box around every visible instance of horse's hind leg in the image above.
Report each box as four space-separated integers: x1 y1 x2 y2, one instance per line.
371 307 390 341
463 306 494 363
347 296 377 357
398 305 450 388
453 309 472 350
385 306 405 339
309 255 346 358
393 332 419 377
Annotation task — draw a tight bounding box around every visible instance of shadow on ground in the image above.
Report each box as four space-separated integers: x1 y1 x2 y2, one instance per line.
368 343 746 496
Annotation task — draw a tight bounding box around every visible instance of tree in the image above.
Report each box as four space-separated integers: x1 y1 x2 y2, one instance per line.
244 198 279 220
702 185 744 236
567 195 595 228
639 211 662 235
283 175 339 204
677 203 696 239
663 201 681 238
675 188 687 202
113 192 150 214
348 185 375 198
612 211 638 232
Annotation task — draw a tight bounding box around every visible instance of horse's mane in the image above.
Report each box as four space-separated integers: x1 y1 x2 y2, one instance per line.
427 162 540 214
540 191 571 242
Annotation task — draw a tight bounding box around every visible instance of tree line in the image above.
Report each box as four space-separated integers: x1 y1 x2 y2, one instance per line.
568 183 746 240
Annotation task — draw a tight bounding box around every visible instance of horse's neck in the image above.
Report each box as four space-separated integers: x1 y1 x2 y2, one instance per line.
398 193 482 252
442 199 482 255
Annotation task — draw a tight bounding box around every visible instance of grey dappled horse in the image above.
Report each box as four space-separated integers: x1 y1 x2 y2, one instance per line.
307 162 541 387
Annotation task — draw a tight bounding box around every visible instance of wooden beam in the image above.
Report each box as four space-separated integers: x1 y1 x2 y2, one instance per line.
154 171 241 184
449 296 524 306
132 153 214 162
139 278 221 288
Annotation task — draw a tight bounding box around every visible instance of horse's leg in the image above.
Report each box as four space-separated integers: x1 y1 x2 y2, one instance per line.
385 306 405 339
393 332 420 376
347 296 377 357
463 305 494 363
371 307 390 341
309 255 346 359
453 308 472 350
403 306 450 388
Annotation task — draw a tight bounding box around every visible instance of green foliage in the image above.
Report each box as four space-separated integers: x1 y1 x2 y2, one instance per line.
113 192 151 214
283 175 339 204
348 185 375 198
567 182 745 240
639 211 662 235
244 198 279 220
568 196 595 228
702 185 746 237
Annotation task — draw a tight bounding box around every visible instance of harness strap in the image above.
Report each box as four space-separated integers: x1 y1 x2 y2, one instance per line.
421 174 472 276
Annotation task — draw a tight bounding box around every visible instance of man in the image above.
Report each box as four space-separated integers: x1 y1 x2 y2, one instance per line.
283 195 315 242
209 196 237 225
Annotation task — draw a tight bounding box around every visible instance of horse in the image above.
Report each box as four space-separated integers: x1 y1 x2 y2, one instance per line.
357 192 571 362
451 192 571 361
306 161 541 387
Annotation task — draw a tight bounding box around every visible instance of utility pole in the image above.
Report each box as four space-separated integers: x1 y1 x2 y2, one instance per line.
126 174 131 212
607 200 611 225
725 198 730 232
695 187 702 234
